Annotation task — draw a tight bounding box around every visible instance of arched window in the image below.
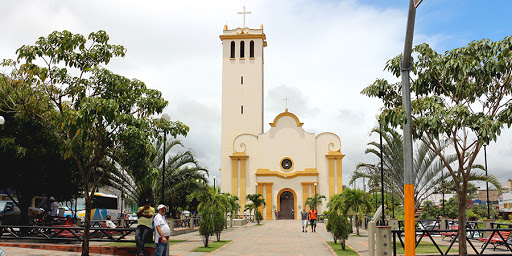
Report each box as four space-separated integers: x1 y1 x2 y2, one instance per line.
240 41 245 58
230 41 235 58
250 41 254 58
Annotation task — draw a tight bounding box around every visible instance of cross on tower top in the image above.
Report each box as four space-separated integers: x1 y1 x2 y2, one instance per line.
237 6 252 28
283 96 290 112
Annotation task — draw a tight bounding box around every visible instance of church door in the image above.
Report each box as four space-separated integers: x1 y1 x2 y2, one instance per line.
279 191 294 219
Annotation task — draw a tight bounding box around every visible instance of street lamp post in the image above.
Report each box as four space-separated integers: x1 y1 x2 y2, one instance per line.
0 116 4 125
483 143 490 218
314 183 317 195
213 176 217 191
255 183 258 193
161 113 171 204
441 169 445 217
376 111 385 226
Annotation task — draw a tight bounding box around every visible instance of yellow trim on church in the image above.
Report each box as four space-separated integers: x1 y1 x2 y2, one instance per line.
219 34 267 40
269 110 304 127
325 151 345 196
256 168 318 179
230 152 249 207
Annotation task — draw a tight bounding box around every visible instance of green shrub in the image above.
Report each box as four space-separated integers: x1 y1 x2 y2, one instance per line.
326 211 351 250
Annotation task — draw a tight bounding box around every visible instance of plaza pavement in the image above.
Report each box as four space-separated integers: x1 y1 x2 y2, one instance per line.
0 220 372 256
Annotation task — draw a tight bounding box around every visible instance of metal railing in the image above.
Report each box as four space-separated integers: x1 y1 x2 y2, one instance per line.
391 226 512 255
0 225 136 242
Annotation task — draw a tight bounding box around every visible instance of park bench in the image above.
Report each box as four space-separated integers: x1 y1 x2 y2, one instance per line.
440 225 458 241
51 224 83 238
479 231 511 251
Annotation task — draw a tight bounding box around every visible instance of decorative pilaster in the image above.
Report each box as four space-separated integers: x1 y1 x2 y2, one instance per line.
326 152 345 197
257 183 264 217
231 158 238 196
265 183 273 220
240 158 247 208
230 152 249 208
336 158 343 193
328 158 335 197
302 183 309 211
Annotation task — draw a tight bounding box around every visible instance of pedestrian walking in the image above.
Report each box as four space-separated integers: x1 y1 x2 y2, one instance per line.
309 208 317 232
300 208 308 232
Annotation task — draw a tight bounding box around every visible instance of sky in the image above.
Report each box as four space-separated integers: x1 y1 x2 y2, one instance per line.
1 0 511 191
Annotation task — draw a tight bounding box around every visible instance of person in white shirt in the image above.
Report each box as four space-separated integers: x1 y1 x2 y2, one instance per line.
49 197 59 220
154 204 171 256
105 215 117 229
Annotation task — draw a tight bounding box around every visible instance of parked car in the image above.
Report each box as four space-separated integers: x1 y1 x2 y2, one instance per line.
0 200 21 224
127 213 138 221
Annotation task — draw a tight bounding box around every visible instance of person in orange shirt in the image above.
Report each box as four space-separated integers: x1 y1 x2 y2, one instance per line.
309 208 317 232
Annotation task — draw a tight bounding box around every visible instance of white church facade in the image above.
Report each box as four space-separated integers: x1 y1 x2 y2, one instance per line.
219 24 345 220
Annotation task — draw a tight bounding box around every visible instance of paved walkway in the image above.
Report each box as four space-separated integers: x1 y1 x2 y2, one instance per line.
209 220 335 256
0 220 371 256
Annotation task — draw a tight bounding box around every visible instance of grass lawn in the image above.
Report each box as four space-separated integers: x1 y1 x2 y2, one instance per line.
395 241 459 254
102 240 186 247
255 224 264 226
191 240 231 252
327 242 360 256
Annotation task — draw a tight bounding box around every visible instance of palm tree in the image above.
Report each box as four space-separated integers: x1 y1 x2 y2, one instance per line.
155 138 209 217
336 188 370 235
305 193 326 211
105 138 209 215
246 194 266 224
351 127 455 211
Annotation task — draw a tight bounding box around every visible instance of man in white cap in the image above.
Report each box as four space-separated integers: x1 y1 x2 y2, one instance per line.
49 197 59 220
154 204 170 256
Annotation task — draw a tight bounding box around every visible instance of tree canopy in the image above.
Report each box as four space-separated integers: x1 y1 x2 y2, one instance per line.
1 30 189 255
362 36 512 255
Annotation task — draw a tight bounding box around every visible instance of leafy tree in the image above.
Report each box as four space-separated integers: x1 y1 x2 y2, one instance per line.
1 30 189 255
362 37 512 254
0 103 81 224
325 210 351 250
246 194 266 224
212 194 227 241
305 193 326 211
419 201 440 219
334 188 370 235
190 188 226 247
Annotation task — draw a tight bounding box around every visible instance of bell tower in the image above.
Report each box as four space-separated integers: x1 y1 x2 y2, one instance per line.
219 23 267 194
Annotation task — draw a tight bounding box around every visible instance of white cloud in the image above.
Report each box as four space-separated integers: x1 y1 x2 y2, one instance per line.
1 0 510 188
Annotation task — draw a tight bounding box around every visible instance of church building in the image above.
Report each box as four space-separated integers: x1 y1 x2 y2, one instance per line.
219 22 345 220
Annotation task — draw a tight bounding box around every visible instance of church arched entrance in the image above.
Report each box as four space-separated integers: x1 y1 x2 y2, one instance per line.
277 188 297 219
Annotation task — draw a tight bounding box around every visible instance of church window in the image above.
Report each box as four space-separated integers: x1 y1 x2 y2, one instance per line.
250 40 254 58
240 41 245 58
241 76 244 84
281 158 293 170
230 41 235 58
241 105 244 114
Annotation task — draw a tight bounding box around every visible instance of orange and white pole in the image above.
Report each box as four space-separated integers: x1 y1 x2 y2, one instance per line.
401 0 420 255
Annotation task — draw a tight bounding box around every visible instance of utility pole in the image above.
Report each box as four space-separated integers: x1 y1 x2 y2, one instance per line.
402 0 421 255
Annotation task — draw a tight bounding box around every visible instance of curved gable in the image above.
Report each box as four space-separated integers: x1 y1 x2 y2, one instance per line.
269 110 304 127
